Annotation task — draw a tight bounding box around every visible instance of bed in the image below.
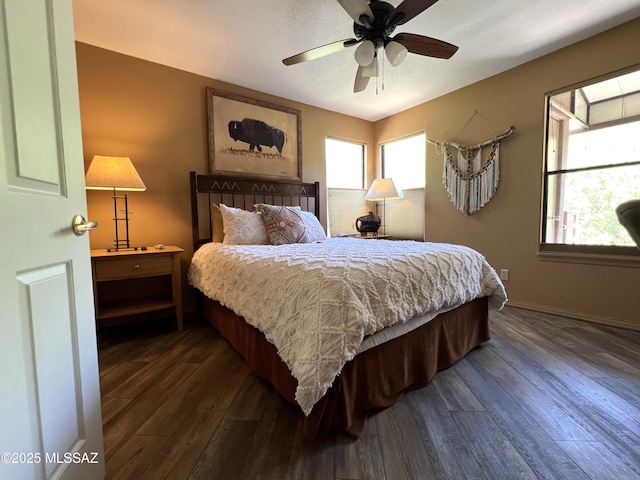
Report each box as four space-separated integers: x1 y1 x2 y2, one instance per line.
188 171 507 440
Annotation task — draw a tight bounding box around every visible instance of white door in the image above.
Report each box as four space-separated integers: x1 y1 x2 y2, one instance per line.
0 1 104 479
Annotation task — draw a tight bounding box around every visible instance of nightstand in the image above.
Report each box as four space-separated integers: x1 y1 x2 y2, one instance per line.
90 246 184 331
354 234 392 239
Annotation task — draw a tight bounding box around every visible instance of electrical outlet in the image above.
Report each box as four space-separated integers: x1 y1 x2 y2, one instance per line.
500 269 509 281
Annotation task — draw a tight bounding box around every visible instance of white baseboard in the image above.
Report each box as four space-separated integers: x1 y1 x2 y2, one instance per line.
504 300 640 332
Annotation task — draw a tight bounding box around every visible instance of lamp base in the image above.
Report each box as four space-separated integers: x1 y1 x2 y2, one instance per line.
374 200 387 236
106 246 147 252
109 191 140 252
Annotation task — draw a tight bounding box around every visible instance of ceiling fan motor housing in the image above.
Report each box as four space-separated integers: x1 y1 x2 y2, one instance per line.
353 1 398 49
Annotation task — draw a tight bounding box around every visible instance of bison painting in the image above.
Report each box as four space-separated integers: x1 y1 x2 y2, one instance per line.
228 118 287 155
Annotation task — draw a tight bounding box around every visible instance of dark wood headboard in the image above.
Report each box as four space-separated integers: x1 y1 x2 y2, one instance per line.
190 171 321 251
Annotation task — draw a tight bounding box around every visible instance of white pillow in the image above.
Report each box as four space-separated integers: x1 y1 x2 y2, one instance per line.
211 204 224 243
300 210 326 242
219 204 269 245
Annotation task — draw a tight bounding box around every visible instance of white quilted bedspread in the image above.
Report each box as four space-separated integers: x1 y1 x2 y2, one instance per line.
188 238 507 415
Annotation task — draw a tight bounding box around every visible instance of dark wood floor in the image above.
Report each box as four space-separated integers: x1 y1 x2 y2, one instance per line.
97 307 640 480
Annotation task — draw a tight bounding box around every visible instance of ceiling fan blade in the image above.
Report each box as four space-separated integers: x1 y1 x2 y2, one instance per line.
282 38 358 66
394 33 458 59
338 0 374 26
353 66 370 93
390 0 439 27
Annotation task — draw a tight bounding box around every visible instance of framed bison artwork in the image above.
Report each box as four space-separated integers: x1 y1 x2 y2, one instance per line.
206 88 302 181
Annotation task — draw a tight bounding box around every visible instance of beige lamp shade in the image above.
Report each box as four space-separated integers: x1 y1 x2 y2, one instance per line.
85 155 146 191
365 178 404 201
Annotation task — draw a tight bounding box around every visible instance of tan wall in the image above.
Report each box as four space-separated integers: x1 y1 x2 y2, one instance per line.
75 43 374 312
77 17 640 327
374 18 640 327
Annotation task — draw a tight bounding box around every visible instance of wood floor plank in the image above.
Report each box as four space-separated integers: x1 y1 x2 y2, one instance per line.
594 375 640 409
136 349 251 479
521 312 640 378
431 365 484 412
172 327 222 364
106 434 170 480
334 417 386 480
288 431 337 480
592 351 640 388
100 396 133 425
102 362 198 459
137 397 236 480
99 321 182 364
97 310 640 480
99 361 147 397
475 342 595 441
457 354 590 480
224 374 272 422
376 401 438 480
452 410 538 480
535 367 640 467
490 310 609 378
235 390 303 480
488 312 640 474
557 440 640 480
490 316 640 438
134 341 231 436
103 350 198 401
186 419 257 480
408 384 488 480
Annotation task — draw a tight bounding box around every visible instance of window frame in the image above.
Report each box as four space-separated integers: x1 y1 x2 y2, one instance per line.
540 66 640 261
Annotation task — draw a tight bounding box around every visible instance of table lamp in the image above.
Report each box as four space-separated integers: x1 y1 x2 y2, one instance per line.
365 178 404 235
85 155 146 251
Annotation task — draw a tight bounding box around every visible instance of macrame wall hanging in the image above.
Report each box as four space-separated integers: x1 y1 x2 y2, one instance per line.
428 111 515 215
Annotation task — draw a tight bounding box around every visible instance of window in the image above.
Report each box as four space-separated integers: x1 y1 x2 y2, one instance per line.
325 137 365 236
326 137 364 189
382 133 426 189
380 133 426 240
542 68 640 254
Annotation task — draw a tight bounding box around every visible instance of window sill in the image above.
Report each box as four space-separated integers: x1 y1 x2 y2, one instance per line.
537 247 640 268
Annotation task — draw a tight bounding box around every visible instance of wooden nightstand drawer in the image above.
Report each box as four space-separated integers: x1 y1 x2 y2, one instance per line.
94 256 172 280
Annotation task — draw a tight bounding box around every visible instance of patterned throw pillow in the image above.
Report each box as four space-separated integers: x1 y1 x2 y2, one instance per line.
256 204 309 245
300 210 326 242
219 204 269 245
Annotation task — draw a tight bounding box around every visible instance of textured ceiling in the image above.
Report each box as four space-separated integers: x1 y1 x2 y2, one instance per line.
72 0 640 122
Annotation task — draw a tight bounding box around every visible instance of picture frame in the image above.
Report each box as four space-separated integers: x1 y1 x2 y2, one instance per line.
206 88 302 182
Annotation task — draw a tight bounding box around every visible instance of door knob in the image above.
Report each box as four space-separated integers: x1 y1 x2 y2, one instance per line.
72 215 98 236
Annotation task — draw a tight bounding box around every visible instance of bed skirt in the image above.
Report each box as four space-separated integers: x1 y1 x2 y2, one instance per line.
203 296 490 440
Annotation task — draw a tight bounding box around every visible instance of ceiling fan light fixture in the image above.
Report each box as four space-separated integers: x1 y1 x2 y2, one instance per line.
385 40 408 67
354 40 375 66
361 56 379 77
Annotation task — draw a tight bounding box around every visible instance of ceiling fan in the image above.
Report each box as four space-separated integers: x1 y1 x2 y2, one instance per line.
282 0 459 93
